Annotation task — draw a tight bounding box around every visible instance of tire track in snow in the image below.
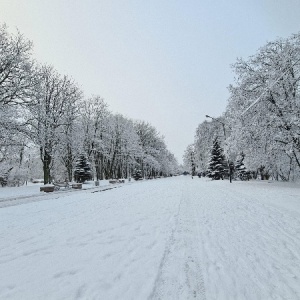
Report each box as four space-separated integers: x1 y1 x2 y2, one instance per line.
149 180 206 300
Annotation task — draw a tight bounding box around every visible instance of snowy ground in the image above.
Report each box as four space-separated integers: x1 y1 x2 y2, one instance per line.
0 180 111 209
1 176 300 299
0 180 111 200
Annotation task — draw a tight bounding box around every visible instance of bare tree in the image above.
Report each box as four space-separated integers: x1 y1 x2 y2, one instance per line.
0 24 36 105
81 96 110 180
27 65 82 184
226 33 300 179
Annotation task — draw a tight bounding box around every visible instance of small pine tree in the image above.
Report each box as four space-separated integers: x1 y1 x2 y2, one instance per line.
235 152 248 180
0 172 8 187
207 138 227 180
0 167 13 187
74 154 92 183
132 168 142 181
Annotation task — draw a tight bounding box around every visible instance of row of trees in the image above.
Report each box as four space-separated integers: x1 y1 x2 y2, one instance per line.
0 24 179 186
184 32 300 181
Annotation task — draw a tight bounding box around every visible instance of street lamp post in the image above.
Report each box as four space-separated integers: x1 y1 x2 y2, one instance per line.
205 115 226 138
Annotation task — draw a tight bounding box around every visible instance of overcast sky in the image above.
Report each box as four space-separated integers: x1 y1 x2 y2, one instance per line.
1 0 300 163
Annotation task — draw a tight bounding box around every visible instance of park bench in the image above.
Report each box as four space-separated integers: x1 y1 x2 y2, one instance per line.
40 185 55 192
109 179 118 184
52 181 71 190
109 179 125 184
72 183 82 189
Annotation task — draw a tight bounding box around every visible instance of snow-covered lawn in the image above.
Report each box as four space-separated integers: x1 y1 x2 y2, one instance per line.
1 177 300 299
0 180 111 201
0 180 112 209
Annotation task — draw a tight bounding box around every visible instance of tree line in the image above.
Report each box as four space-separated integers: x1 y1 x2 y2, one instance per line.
0 24 178 186
184 32 300 181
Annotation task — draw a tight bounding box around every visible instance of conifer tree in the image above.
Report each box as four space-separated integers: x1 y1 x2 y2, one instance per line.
74 154 92 183
235 152 248 180
207 138 227 180
132 168 142 180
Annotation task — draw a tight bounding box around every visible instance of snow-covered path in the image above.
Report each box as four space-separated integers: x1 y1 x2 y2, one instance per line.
1 177 300 299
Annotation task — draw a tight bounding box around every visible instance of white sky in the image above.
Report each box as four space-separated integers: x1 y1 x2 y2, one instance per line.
1 0 300 163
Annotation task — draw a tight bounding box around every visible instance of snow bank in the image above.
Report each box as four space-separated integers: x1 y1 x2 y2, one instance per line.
0 177 299 299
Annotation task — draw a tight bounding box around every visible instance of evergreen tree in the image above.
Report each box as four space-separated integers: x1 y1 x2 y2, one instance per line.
74 154 92 183
235 152 248 180
132 168 142 181
207 138 227 180
0 167 13 187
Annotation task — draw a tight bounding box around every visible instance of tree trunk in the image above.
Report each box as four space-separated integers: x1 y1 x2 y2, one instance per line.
65 144 73 182
43 152 52 184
